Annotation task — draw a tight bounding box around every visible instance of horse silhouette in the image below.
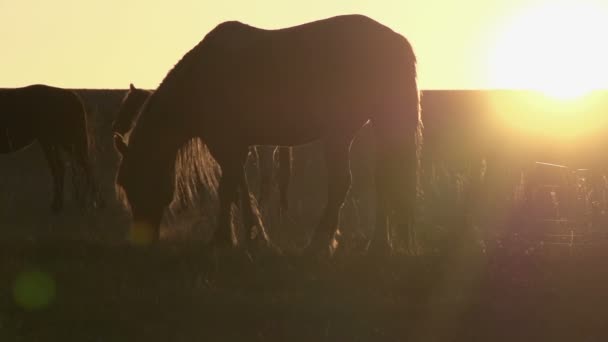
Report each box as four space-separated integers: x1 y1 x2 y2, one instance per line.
112 84 151 138
115 15 422 255
0 84 102 212
112 83 292 213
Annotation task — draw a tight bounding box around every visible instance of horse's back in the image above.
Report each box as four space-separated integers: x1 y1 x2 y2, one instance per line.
207 15 415 142
215 15 413 91
139 15 418 147
210 15 401 41
23 85 83 108
16 86 86 131
207 15 411 60
2 85 84 113
0 85 87 151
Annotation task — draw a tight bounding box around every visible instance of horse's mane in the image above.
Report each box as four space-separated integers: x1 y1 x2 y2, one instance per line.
115 138 220 218
171 138 220 215
128 22 233 139
138 22 249 117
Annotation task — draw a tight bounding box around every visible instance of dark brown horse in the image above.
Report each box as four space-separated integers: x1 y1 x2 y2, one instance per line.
0 84 102 212
112 84 152 138
112 83 292 212
115 15 422 255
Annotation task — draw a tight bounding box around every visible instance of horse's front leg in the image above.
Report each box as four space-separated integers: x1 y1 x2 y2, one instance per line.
275 146 293 215
306 139 353 257
257 146 274 207
210 147 248 248
239 167 273 250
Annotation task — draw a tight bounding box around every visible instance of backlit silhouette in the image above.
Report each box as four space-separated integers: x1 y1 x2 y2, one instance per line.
115 15 422 255
0 84 102 212
112 83 292 214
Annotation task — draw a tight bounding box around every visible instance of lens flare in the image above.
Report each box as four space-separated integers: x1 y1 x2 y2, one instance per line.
128 222 156 246
13 269 56 311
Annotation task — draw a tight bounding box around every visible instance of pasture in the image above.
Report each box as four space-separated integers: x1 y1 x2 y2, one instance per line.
1 89 608 341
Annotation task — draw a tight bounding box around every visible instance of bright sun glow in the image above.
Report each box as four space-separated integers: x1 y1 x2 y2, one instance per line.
488 1 608 99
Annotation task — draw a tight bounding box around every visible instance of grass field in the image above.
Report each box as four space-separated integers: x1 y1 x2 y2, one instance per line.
2 237 608 341
2 90 608 341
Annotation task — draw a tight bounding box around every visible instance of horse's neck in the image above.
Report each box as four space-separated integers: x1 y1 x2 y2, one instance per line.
131 109 196 168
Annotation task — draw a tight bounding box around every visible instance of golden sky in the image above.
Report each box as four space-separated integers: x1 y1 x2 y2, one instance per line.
1 0 607 91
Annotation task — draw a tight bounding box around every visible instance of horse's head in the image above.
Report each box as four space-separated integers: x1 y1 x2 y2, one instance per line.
114 132 174 244
112 84 151 136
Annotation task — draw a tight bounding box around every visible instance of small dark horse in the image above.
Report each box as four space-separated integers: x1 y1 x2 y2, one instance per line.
115 15 422 255
112 83 292 212
0 84 101 212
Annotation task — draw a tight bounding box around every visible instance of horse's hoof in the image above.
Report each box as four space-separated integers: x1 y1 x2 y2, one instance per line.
303 244 336 259
304 232 340 258
366 241 394 258
209 234 238 250
248 240 283 258
95 197 107 210
248 224 270 243
246 228 282 257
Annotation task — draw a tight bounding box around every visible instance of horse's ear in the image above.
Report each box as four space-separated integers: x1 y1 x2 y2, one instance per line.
129 83 136 91
114 133 128 157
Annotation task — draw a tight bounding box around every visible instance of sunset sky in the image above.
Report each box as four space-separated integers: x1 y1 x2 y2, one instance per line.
1 0 608 92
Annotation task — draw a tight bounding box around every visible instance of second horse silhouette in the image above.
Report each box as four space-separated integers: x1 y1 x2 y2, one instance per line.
1 84 103 213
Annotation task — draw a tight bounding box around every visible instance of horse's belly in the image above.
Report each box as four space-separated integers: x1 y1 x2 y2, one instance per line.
0 136 34 154
242 113 322 146
0 127 36 154
240 106 369 147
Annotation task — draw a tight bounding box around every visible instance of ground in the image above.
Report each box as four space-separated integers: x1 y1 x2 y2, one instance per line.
1 233 608 341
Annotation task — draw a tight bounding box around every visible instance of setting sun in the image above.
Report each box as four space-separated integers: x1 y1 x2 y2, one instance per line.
488 1 608 99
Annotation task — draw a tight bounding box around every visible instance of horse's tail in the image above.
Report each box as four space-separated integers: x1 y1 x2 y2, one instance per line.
70 93 103 210
170 137 220 217
371 39 423 247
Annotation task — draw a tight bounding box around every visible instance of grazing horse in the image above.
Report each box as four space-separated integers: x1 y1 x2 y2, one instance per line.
115 15 422 255
0 84 101 212
112 83 293 212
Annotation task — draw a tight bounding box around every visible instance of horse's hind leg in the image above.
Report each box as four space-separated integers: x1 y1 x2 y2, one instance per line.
372 120 418 254
41 145 64 213
368 152 394 254
306 139 352 256
73 145 103 210
69 130 104 210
